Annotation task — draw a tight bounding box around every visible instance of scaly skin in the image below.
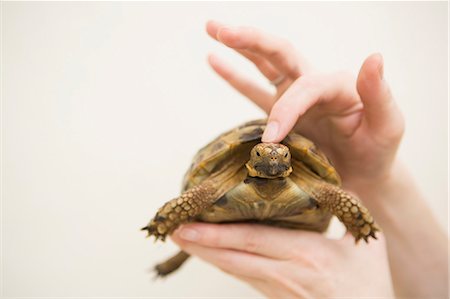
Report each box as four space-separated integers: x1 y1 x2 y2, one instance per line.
143 142 378 278
141 181 217 241
313 184 379 242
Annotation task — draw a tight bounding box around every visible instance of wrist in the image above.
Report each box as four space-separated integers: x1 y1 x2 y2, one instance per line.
349 161 449 298
348 159 446 242
346 159 409 203
346 160 428 228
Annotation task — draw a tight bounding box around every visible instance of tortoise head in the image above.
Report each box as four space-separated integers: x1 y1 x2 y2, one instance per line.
246 143 293 179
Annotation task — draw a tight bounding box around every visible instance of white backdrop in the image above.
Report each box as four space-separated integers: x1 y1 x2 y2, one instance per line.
2 2 448 298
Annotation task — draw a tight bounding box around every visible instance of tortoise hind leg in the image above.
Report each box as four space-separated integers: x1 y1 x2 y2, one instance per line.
155 251 190 277
313 184 380 242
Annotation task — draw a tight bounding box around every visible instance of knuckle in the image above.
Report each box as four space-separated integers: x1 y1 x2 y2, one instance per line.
216 252 247 274
292 250 327 271
260 36 288 57
205 230 222 247
267 48 284 61
264 266 285 283
223 70 237 82
238 80 254 92
271 100 295 117
390 124 405 142
242 231 261 253
296 75 318 90
270 39 292 55
216 251 232 266
374 105 405 145
214 259 239 276
248 53 264 65
293 76 321 102
267 46 286 62
269 41 300 74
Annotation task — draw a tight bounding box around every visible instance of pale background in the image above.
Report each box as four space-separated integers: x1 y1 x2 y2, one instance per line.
1 2 448 298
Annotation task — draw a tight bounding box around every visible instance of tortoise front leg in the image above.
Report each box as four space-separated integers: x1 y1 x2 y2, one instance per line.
313 184 379 242
142 181 218 241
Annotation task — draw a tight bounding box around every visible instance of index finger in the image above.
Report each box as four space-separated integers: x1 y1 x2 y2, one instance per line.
207 20 311 78
262 73 357 143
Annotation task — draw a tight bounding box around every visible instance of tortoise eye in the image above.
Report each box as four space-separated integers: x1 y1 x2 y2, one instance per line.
256 151 261 157
284 153 288 158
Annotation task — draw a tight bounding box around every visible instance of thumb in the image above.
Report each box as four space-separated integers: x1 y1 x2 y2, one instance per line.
357 53 404 139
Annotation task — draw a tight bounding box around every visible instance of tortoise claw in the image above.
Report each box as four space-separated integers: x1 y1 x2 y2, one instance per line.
141 223 167 242
141 226 152 238
354 228 378 244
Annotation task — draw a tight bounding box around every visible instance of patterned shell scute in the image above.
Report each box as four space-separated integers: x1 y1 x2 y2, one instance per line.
182 120 266 190
183 118 341 189
282 134 341 186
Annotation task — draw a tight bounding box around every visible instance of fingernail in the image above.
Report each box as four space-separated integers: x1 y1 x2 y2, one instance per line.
179 228 199 241
262 121 279 142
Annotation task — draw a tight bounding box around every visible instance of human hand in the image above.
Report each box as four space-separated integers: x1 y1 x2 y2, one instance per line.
206 21 405 193
204 21 448 298
172 223 394 298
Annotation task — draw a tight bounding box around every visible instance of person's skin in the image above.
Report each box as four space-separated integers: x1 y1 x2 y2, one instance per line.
173 225 393 298
173 21 448 298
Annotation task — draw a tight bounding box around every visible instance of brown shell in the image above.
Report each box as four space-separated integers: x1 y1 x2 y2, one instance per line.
182 120 265 190
183 119 341 190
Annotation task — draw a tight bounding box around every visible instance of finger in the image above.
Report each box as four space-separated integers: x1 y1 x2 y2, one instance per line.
173 223 319 259
216 26 310 78
239 50 283 82
262 76 323 143
205 19 223 41
171 233 276 280
173 224 336 298
357 54 405 141
208 54 274 113
262 73 361 142
207 20 309 78
207 20 282 81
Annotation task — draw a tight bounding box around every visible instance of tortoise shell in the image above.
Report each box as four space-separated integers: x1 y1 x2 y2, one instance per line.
144 119 379 277
183 119 341 191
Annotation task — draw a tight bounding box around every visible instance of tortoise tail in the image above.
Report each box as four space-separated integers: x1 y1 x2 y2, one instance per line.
154 250 191 278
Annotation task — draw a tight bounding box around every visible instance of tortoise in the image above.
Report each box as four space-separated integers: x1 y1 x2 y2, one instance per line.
142 119 379 277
